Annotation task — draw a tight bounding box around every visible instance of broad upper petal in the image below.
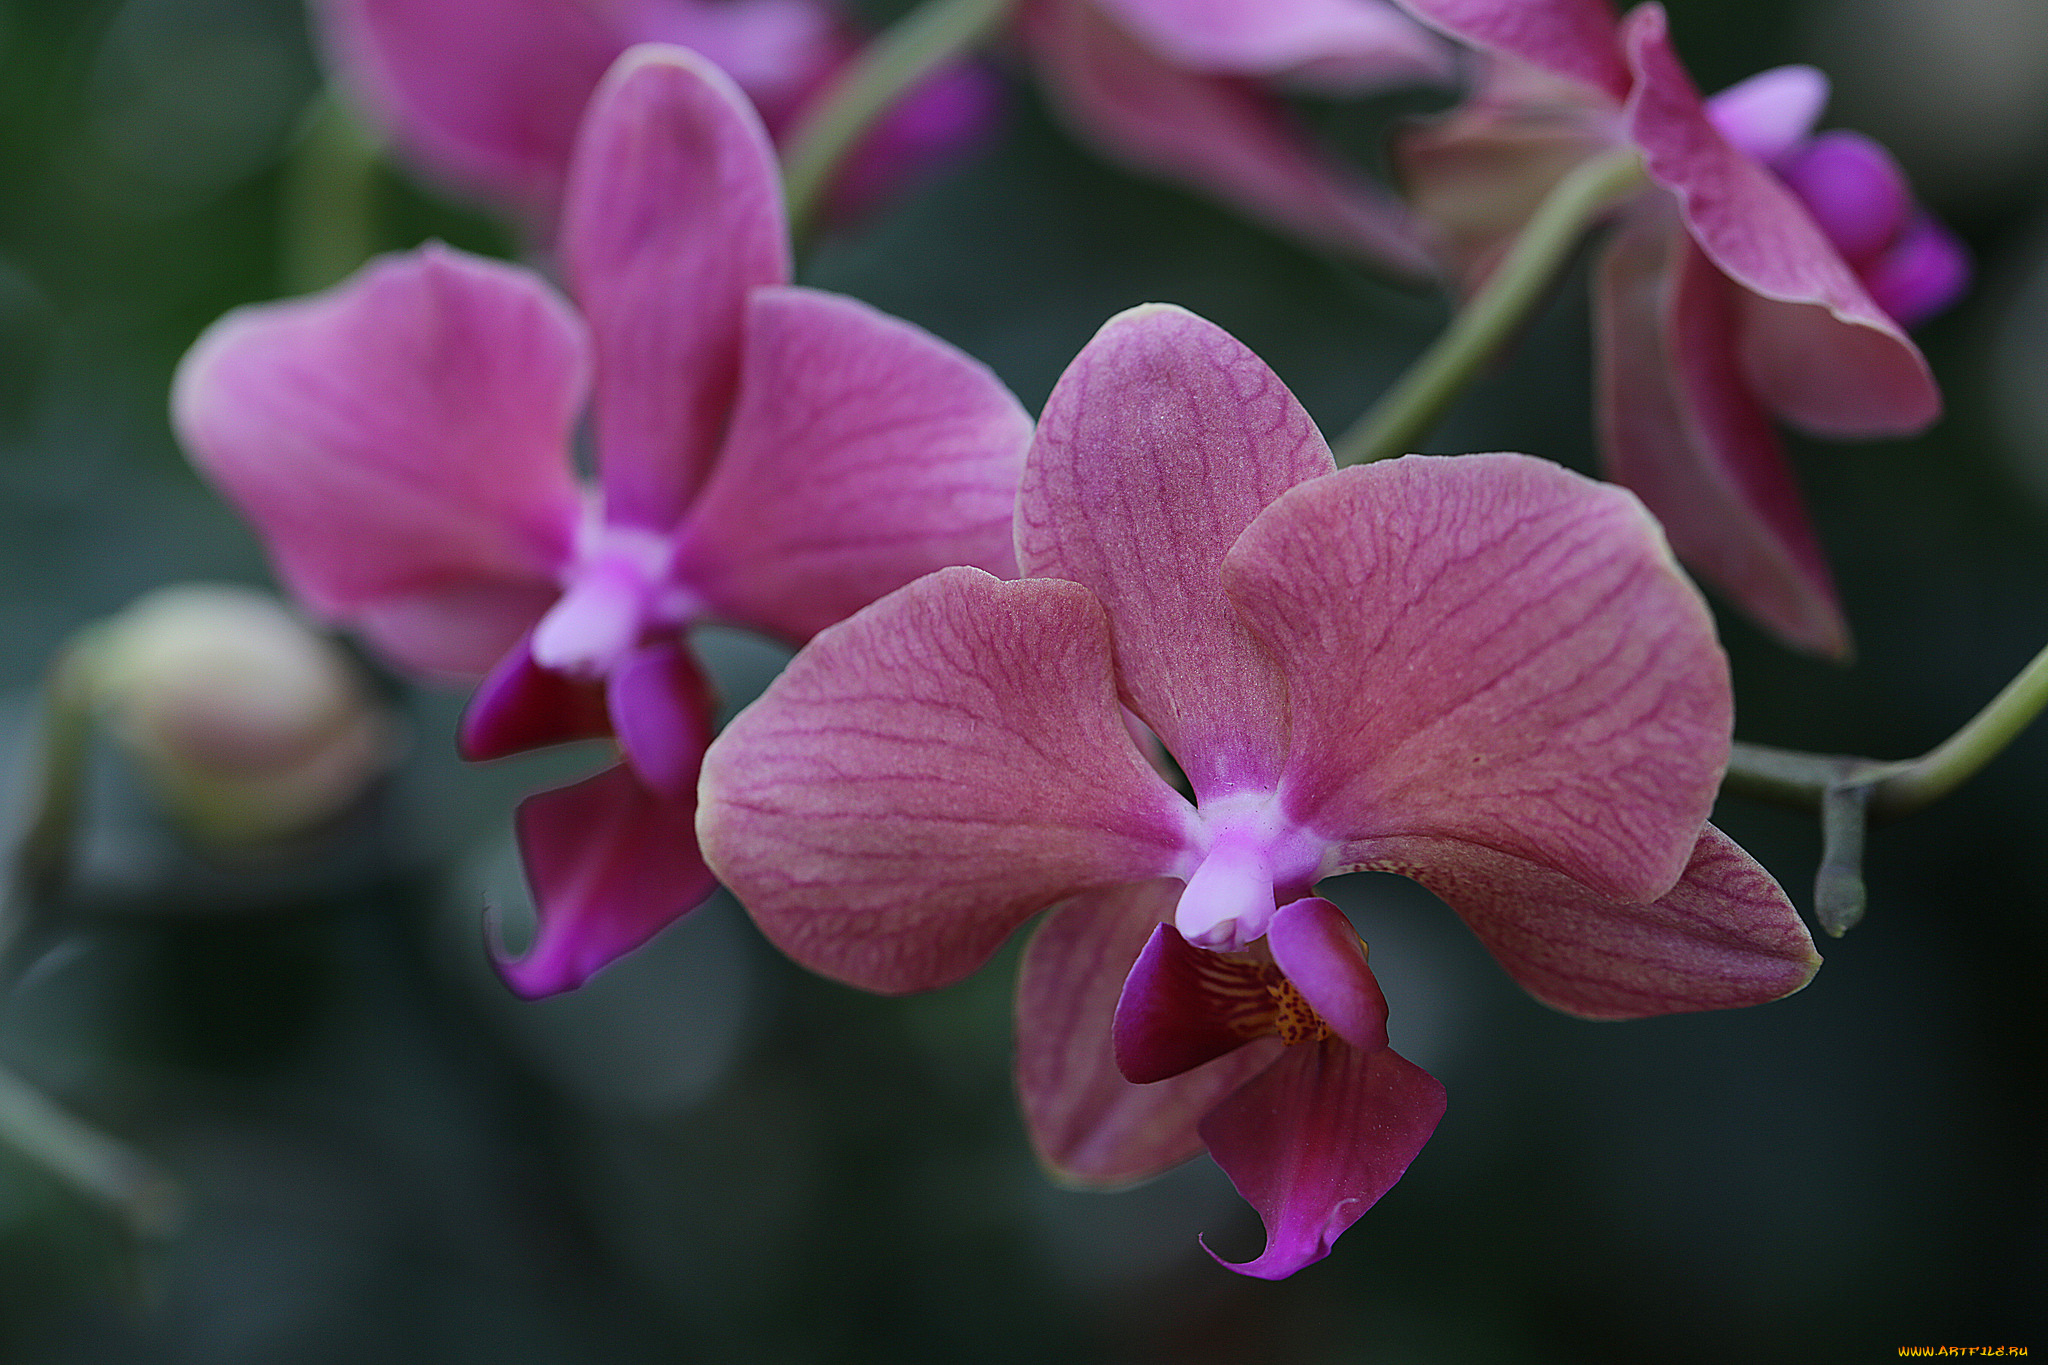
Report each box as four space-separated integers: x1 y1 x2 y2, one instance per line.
1372 823 1820 1019
697 568 1198 994
171 245 584 675
312 0 626 223
1200 1038 1445 1278
1089 0 1451 87
1226 454 1729 905
1019 883 1282 1185
1595 207 1849 658
1017 304 1333 801
560 45 790 531
672 286 1029 644
1619 5 1938 436
1021 4 1432 271
499 761 720 996
1390 0 1629 99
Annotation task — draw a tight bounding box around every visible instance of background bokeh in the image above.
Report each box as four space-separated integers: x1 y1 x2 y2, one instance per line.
0 0 2043 1360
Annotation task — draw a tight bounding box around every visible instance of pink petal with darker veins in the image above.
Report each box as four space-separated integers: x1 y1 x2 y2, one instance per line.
1225 454 1729 905
460 634 614 761
170 245 585 677
1200 1036 1444 1278
697 569 1198 994
1596 208 1848 657
1390 0 1630 100
1382 823 1819 1019
1021 3 1432 271
605 638 716 799
1017 304 1333 801
1019 883 1282 1185
560 45 790 531
1619 5 1938 437
499 761 719 997
673 286 1029 645
1089 0 1451 87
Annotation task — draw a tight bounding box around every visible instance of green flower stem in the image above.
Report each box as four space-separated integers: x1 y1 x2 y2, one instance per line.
1331 147 1647 467
1723 637 2048 935
0 1062 179 1239
780 0 1015 245
12 633 104 910
282 91 382 295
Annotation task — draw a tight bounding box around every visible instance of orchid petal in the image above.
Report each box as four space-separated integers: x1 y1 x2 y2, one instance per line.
312 0 627 222
460 634 614 760
1018 304 1332 801
606 639 715 799
697 568 1198 994
1088 0 1452 87
1381 823 1820 1019
1703 64 1826 164
616 0 840 130
1019 883 1282 1185
1113 922 1270 1084
1391 0 1630 99
1595 209 1848 657
560 45 790 530
349 582 567 680
1264 898 1388 1053
170 246 584 674
1226 454 1729 904
1864 215 1971 330
673 287 1029 644
1021 4 1432 271
1200 1038 1445 1279
499 762 718 996
1619 6 1938 436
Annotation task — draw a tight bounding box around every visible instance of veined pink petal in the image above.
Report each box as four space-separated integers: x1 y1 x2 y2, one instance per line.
605 639 715 798
672 286 1029 644
499 762 719 996
1381 823 1820 1019
1019 883 1282 1185
1021 3 1432 271
1264 898 1388 1053
1200 1038 1444 1279
1596 208 1848 657
1088 0 1451 87
1017 304 1332 801
1619 6 1938 437
312 0 627 222
1225 454 1729 905
697 568 1199 994
560 45 790 530
1390 0 1630 100
460 634 614 760
170 245 584 673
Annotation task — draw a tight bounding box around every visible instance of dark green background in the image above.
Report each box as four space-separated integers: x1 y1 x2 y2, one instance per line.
0 0 2041 1360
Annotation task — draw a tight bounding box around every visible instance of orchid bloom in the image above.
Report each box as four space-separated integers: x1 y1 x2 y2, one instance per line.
1017 0 1456 272
312 0 999 228
1393 0 1967 657
698 304 1819 1277
173 45 1031 995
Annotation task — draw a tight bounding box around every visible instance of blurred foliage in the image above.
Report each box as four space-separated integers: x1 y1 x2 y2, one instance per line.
0 0 2043 1361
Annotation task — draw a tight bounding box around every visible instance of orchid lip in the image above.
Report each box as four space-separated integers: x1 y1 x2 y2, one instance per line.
1172 790 1329 952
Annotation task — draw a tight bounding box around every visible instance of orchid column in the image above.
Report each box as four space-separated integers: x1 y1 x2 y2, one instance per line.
173 45 1032 994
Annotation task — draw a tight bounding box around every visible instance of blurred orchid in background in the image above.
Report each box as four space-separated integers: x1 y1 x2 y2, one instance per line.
1394 0 1966 656
311 0 1001 229
698 304 1819 1276
171 45 1030 995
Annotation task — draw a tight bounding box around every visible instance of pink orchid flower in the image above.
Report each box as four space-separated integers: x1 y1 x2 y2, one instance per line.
1017 0 1456 271
1393 0 1966 657
697 303 1819 1277
172 45 1031 995
312 0 1000 228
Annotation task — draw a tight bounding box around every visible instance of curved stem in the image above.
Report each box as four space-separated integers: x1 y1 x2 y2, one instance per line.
1331 147 1645 467
283 91 382 295
781 0 1015 245
0 1062 179 1239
